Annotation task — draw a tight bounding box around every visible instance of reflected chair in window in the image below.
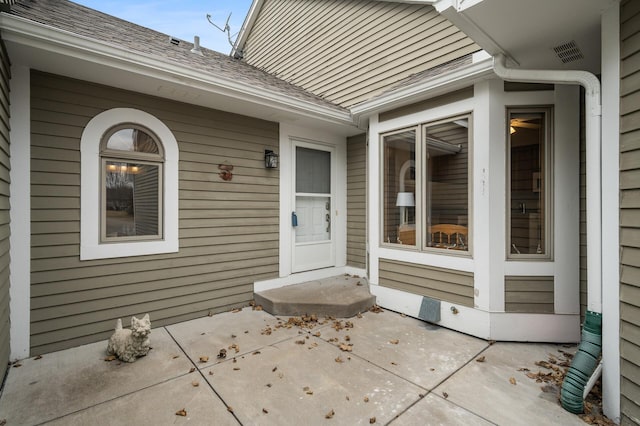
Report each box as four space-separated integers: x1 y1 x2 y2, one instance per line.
429 224 468 250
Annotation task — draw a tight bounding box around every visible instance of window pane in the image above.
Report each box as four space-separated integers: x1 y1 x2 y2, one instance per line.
383 130 416 246
425 119 468 251
106 128 159 154
105 161 159 238
296 147 331 194
509 111 546 255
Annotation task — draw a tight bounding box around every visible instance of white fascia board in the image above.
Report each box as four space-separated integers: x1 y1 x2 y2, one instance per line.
350 57 493 123
231 0 263 58
0 13 353 127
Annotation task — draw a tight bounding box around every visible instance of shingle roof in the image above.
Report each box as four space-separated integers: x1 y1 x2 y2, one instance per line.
9 0 348 115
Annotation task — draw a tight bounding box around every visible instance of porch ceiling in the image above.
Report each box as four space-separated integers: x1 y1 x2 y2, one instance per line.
437 0 617 74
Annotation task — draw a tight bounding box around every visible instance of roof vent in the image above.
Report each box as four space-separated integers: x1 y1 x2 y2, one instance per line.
190 36 204 56
169 37 180 46
553 40 584 64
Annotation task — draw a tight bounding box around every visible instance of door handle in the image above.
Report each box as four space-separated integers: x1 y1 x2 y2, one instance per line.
292 212 298 227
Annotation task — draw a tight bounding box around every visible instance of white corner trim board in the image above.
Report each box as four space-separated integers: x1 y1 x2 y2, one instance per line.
80 108 179 260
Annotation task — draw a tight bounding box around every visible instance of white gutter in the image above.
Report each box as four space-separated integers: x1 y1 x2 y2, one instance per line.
230 0 263 58
1 12 353 127
493 53 602 314
351 55 493 126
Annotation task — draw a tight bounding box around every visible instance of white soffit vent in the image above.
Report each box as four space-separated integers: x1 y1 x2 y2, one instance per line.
553 40 584 64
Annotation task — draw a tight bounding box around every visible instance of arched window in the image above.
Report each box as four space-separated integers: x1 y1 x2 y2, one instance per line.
81 109 178 260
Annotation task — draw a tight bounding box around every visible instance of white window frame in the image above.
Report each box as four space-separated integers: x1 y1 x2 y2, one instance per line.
81 108 179 260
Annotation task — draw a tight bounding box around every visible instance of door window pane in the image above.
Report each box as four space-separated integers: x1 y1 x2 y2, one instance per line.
296 147 331 194
382 130 416 246
508 110 549 256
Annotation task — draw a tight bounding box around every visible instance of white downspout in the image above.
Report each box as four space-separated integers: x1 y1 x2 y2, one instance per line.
493 54 602 314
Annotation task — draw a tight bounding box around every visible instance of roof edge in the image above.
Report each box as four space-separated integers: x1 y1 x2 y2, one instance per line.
350 54 494 124
231 0 263 59
1 12 353 127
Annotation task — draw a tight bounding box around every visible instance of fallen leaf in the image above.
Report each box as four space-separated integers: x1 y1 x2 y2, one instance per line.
199 356 209 363
295 340 306 345
231 308 242 313
325 409 335 419
391 361 398 366
266 383 272 387
339 344 353 352
209 371 214 376
253 351 261 355
476 356 486 363
357 313 363 319
104 356 116 362
364 396 369 403
176 408 187 417
345 335 351 342
509 377 517 385
370 417 376 424
370 305 383 313
262 408 269 414
172 355 180 359
231 334 237 338
488 340 496 345
233 367 240 371
228 344 240 353
272 366 278 372
345 396 350 401
335 356 344 363
34 355 43 360
12 363 21 368
389 339 399 345
191 381 199 387
443 392 449 399
517 367 530 372
208 311 213 317
227 406 234 413
218 349 227 359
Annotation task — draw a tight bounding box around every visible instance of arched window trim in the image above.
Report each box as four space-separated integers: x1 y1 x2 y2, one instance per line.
81 108 179 260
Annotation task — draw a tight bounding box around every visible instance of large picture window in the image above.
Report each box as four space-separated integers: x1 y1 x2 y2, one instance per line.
507 107 552 259
382 115 471 253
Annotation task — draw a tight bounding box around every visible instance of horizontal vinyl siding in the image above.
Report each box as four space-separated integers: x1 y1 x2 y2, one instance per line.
347 133 366 269
379 259 473 307
242 0 480 108
30 71 279 354
621 1 640 423
0 38 10 380
504 276 554 314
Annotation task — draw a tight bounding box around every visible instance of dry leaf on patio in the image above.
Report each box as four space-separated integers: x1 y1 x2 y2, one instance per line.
391 362 398 366
208 311 213 317
172 355 180 359
443 392 449 399
191 381 199 387
253 351 261 355
325 409 335 419
370 305 383 313
357 312 363 318
389 339 399 345
175 408 187 417
295 340 306 345
218 349 227 359
345 335 351 342
509 377 517 385
231 308 242 313
104 356 116 362
272 366 278 372
233 367 240 371
364 396 369 403
189 367 196 373
34 355 43 360
369 417 376 424
227 406 234 413
199 356 209 363
335 356 344 363
263 408 269 414
339 344 353 352
209 371 214 376
229 344 240 353
476 356 486 363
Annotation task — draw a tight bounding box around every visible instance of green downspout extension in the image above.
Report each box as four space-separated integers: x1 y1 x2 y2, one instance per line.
560 311 602 413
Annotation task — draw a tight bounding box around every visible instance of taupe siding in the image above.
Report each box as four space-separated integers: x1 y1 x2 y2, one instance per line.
621 1 640 423
504 276 554 314
0 39 10 381
30 71 279 355
379 87 474 122
242 0 480 108
347 134 366 269
379 259 473 307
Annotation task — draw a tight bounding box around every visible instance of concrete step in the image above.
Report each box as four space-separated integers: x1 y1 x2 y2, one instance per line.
254 275 376 318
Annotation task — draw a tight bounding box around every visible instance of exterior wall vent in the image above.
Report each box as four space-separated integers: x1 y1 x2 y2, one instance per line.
169 37 180 46
553 40 584 64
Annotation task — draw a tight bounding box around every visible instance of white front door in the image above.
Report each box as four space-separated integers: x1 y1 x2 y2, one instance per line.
292 143 335 272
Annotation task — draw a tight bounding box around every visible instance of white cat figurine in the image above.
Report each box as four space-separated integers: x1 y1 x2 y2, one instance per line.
107 314 151 363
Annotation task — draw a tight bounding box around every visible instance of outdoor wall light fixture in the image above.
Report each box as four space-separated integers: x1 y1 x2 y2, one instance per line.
265 150 279 169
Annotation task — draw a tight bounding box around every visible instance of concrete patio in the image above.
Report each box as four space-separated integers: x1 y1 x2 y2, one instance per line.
0 306 586 425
